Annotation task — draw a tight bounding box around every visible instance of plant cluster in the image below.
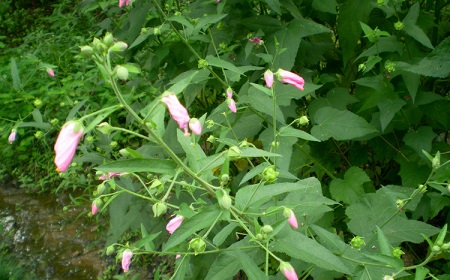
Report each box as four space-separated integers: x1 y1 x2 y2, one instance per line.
3 0 450 279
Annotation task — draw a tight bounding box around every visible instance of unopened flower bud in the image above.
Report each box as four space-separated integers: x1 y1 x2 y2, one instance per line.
256 233 264 240
97 122 112 134
206 120 215 128
104 32 115 47
97 183 106 195
34 99 42 107
418 184 427 193
110 41 128 52
116 65 129 81
93 38 108 53
198 59 208 69
396 199 405 208
221 174 230 184
382 276 394 280
219 192 232 210
153 27 161 35
261 225 273 234
80 45 94 57
394 21 403 31
34 131 44 139
106 245 115 255
350 236 365 249
392 247 404 259
271 141 279 148
152 202 167 217
207 135 216 143
119 148 130 157
227 146 242 159
442 243 450 250
377 0 384 5
189 237 206 255
432 245 441 252
262 166 279 183
298 116 309 126
110 141 118 148
50 119 59 125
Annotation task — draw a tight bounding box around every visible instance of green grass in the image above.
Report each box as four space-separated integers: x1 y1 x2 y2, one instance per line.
0 254 36 280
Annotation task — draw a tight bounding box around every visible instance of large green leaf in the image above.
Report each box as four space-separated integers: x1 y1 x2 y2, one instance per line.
311 108 378 141
346 187 440 247
377 98 407 132
403 126 436 156
163 206 221 252
337 0 374 64
312 0 338 14
278 126 320 142
402 3 433 49
10 58 21 91
235 177 320 211
96 158 177 175
272 231 352 274
396 36 450 78
329 167 371 204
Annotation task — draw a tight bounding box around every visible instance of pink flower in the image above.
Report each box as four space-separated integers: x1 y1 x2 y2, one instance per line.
46 68 55 77
54 121 84 172
161 93 191 135
216 0 220 3
119 0 131 7
276 69 304 91
166 215 183 234
8 130 17 144
122 249 133 272
189 118 202 135
287 209 298 229
176 254 181 259
92 201 99 215
280 262 298 280
226 88 237 113
264 70 274 88
249 37 263 45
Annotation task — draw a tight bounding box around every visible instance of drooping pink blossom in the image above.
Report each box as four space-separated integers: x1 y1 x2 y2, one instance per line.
122 249 133 272
264 70 274 88
226 88 237 113
189 118 202 135
166 215 183 234
249 37 263 45
8 130 17 144
161 93 191 135
54 121 84 172
280 262 298 280
92 201 99 215
276 69 305 91
287 209 298 229
46 68 55 77
176 254 181 259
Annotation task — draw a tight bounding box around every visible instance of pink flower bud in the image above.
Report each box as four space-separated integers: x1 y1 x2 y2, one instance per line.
54 121 84 172
92 201 99 215
119 0 126 7
189 118 202 135
249 37 263 45
122 249 133 272
287 209 298 229
8 130 17 144
264 70 274 88
276 69 304 91
280 262 298 280
166 215 183 234
176 254 181 259
46 68 55 77
161 93 191 135
227 98 237 113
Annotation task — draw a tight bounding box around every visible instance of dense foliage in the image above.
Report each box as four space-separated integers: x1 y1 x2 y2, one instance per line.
1 0 450 279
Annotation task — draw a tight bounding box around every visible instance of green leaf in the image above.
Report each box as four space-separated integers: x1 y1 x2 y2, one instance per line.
376 226 392 256
401 72 420 102
310 225 348 254
193 14 227 34
270 18 330 70
415 266 429 280
402 3 433 49
377 98 407 132
235 177 320 210
85 106 120 133
250 83 272 97
206 55 244 75
329 167 371 204
337 0 374 64
362 55 382 73
356 36 403 61
312 0 338 14
308 88 359 116
177 129 207 174
396 36 450 78
265 0 281 14
167 71 199 95
311 108 378 141
66 99 88 121
213 222 239 246
239 147 282 158
163 206 221 252
240 89 285 123
403 126 436 156
272 231 352 274
279 126 320 142
96 158 177 175
206 241 266 280
239 163 270 186
10 58 21 91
